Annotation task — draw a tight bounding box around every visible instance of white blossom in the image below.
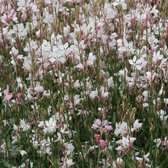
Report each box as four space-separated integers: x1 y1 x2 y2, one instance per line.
114 121 128 136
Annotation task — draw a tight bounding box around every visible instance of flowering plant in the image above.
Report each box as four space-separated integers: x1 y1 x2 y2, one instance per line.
0 0 168 167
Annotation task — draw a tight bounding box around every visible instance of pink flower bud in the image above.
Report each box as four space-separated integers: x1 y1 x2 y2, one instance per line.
99 139 108 150
95 134 101 143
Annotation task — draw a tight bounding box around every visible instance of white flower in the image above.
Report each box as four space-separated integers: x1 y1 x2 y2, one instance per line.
108 77 114 88
113 0 127 10
86 52 96 67
74 95 81 106
0 142 6 154
42 40 52 56
104 3 116 19
63 25 70 37
17 0 26 11
148 35 158 49
44 0 51 4
158 84 164 96
143 153 150 163
43 9 53 24
23 56 32 71
50 43 68 64
74 80 80 89
19 119 30 132
20 163 26 168
154 138 161 147
12 135 18 144
19 150 27 156
38 121 45 128
43 90 51 97
131 119 142 132
164 98 168 105
60 124 70 134
143 103 149 108
42 116 57 134
129 56 147 70
118 68 128 76
13 23 28 38
31 3 39 13
65 143 74 155
157 109 168 122
10 47 18 56
116 136 136 153
100 87 108 98
61 158 74 167
118 46 126 57
102 91 108 98
16 77 23 88
135 156 143 162
66 159 74 167
76 63 84 70
24 40 38 52
32 140 39 149
89 90 98 99
153 51 163 63
13 124 18 131
142 90 148 101
114 121 128 136
3 120 8 126
116 157 123 165
150 6 159 18
38 139 52 155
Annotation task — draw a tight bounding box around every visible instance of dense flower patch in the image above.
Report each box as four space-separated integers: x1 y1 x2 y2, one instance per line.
0 0 168 167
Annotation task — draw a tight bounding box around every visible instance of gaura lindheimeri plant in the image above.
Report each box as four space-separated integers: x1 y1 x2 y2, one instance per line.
0 0 168 167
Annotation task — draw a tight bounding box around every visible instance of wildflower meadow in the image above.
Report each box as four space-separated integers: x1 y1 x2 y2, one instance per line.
0 0 168 167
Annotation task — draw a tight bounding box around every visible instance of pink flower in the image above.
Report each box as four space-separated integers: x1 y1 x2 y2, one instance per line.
146 72 156 85
92 119 113 133
34 85 44 93
103 125 113 132
92 119 101 129
99 139 108 150
16 92 24 104
102 120 113 132
3 89 13 101
95 134 101 143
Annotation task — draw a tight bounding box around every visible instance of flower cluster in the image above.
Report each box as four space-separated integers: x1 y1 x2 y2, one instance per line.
92 119 112 149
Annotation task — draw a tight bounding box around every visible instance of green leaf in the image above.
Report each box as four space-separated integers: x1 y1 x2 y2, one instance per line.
1 160 12 168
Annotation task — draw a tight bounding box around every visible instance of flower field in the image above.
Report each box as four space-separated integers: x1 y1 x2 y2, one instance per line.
0 0 168 167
